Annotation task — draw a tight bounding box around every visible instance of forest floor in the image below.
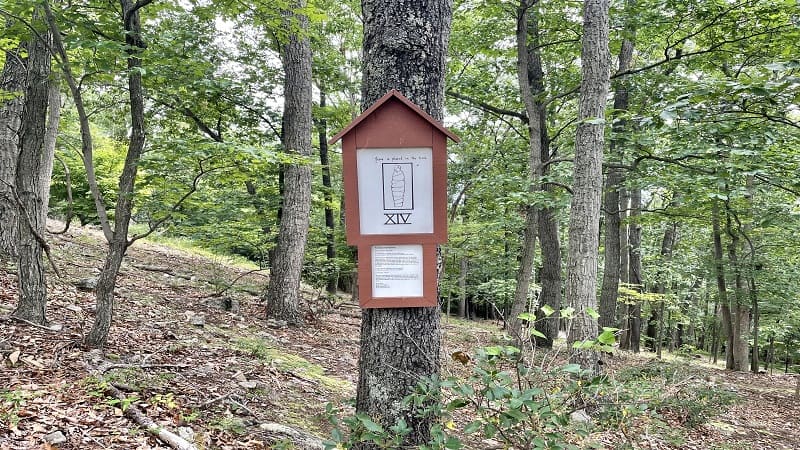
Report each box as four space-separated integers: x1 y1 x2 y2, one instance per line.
1 221 799 449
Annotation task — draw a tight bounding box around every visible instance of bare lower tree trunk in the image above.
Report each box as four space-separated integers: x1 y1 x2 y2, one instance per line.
317 89 337 295
712 201 735 369
535 205 561 347
12 14 51 325
40 74 61 220
602 0 634 336
458 256 467 318
723 208 750 371
624 187 642 352
565 0 611 373
508 0 544 344
599 167 621 330
265 0 313 325
0 43 26 259
356 0 451 445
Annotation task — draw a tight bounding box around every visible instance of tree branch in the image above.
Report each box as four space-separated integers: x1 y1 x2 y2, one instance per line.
155 98 223 142
445 89 528 122
128 161 232 244
0 180 61 278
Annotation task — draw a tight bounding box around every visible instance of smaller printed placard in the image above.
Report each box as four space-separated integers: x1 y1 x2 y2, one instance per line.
371 244 424 298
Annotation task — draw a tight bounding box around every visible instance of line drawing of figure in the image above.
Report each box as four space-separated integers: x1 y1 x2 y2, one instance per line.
391 165 406 208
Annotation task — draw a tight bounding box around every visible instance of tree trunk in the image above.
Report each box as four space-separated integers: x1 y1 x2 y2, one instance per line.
599 3 634 331
317 89 338 295
535 205 561 347
625 187 642 352
508 0 544 344
646 307 658 352
11 16 51 325
749 275 759 372
86 0 149 347
265 1 313 325
599 167 621 330
565 0 611 373
649 222 677 354
40 74 61 219
617 187 630 349
724 209 750 371
0 43 26 259
43 2 112 241
356 0 451 445
599 0 636 349
712 201 735 369
458 256 467 318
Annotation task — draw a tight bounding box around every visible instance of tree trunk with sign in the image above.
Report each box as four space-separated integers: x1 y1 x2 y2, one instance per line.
355 0 452 446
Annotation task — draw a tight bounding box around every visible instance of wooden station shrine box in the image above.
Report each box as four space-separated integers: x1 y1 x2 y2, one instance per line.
329 89 460 308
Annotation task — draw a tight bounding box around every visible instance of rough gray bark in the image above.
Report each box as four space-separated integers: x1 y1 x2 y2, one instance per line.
356 0 451 446
0 44 26 259
565 0 611 373
265 0 313 325
86 0 150 347
508 0 543 344
11 18 51 325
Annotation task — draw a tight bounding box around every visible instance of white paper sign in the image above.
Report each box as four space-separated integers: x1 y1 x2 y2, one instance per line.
357 148 434 235
371 245 424 298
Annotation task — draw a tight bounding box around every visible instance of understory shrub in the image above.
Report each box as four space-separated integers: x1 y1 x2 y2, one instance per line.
325 349 739 449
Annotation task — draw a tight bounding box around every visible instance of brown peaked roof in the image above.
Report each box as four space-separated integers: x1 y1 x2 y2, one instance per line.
328 89 461 145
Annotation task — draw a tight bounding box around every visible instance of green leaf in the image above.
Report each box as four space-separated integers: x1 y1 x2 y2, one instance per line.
541 304 555 317
586 307 600 320
357 415 384 433
531 329 546 339
659 109 677 121
562 364 583 374
446 398 469 410
464 420 482 434
517 312 535 321
598 329 617 345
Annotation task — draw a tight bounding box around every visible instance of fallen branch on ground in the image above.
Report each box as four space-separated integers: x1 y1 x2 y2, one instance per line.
105 382 198 450
258 423 324 450
84 360 197 450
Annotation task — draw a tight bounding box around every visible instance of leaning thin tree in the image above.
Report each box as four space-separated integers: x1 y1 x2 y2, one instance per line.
355 0 452 446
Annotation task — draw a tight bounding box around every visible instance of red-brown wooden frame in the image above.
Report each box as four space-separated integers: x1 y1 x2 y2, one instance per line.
329 90 459 308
